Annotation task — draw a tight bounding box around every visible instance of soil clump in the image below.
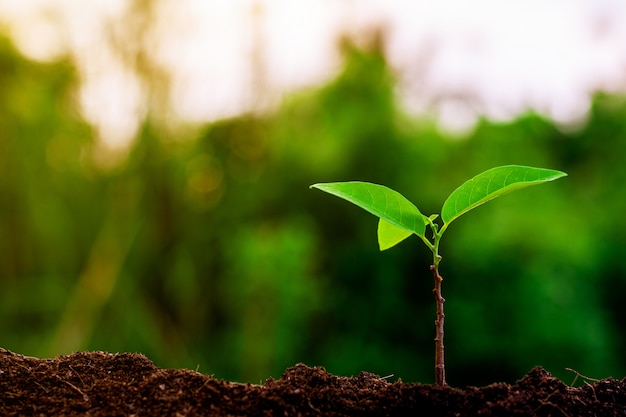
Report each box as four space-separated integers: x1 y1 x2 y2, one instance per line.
1 348 624 416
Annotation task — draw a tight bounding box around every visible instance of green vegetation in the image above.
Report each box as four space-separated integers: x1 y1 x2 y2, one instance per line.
1 31 625 386
312 166 567 385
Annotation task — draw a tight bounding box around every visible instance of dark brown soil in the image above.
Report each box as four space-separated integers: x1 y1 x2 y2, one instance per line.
1 348 624 416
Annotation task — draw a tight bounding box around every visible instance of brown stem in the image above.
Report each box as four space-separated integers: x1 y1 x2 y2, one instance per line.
430 263 446 386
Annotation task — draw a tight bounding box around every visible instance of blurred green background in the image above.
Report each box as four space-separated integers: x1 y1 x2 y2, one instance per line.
1 28 625 388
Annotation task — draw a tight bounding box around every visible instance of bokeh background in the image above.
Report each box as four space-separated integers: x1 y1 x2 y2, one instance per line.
1 1 625 387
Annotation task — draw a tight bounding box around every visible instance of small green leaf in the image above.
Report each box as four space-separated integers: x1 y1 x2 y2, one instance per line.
310 181 426 238
378 218 413 251
441 165 567 225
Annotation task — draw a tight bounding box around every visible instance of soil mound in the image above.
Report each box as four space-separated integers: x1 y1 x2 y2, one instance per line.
1 348 624 416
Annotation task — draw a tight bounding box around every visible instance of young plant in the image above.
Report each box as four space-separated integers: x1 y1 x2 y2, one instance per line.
310 165 567 386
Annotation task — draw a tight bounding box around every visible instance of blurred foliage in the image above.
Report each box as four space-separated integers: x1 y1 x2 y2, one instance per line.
1 32 625 388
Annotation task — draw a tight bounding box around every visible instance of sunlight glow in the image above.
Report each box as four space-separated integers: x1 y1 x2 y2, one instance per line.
1 0 626 146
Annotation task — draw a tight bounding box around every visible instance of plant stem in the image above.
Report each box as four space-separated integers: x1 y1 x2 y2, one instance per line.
428 217 446 386
430 261 446 386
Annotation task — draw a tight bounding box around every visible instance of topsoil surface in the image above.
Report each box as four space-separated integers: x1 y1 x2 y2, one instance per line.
0 348 624 416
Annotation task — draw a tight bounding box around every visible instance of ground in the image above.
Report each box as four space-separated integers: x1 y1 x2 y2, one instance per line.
0 348 624 416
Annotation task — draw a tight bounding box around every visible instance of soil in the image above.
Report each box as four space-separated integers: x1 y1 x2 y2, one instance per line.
1 348 624 416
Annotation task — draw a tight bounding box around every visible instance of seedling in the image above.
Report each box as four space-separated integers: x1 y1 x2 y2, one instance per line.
311 165 567 386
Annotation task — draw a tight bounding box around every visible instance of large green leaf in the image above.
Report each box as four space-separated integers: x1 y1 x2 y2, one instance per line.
441 165 567 225
310 181 426 238
377 218 413 251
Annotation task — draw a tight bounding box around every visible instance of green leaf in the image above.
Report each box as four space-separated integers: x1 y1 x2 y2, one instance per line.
378 218 413 251
310 181 426 238
441 165 567 225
